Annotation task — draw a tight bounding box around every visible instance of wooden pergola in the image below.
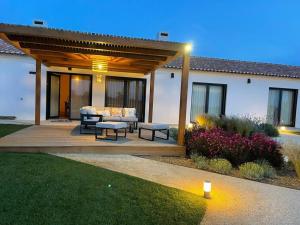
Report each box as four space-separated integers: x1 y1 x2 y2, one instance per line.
0 23 190 145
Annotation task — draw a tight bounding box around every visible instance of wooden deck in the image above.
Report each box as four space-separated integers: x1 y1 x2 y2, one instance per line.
0 125 185 156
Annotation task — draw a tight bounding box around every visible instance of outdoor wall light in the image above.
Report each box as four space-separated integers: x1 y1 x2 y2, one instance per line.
203 180 211 199
247 78 251 84
96 74 103 83
170 73 175 78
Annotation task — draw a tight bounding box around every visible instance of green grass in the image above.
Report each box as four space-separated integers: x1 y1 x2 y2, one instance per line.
0 124 31 138
0 153 206 225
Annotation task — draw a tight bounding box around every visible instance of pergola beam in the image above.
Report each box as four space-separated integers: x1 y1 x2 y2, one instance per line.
148 71 155 122
35 59 42 125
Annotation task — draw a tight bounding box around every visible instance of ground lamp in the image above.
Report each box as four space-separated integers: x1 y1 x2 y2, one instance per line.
203 180 211 199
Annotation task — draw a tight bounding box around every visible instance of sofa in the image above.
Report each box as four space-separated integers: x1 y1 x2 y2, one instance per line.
79 106 138 133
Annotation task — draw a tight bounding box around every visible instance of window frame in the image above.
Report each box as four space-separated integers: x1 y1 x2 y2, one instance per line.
190 82 227 122
105 76 147 122
268 87 298 127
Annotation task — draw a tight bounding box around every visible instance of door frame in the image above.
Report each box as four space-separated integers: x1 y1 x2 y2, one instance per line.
46 72 61 119
105 76 147 122
46 71 93 120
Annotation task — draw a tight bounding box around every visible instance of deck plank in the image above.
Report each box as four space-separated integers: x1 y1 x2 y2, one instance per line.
0 125 185 156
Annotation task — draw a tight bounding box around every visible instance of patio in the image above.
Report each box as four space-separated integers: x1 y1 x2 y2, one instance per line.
0 23 191 146
0 124 184 155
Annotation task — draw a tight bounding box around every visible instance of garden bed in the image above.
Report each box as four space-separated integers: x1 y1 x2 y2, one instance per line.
142 156 300 190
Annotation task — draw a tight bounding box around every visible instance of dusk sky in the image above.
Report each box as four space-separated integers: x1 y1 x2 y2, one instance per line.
1 0 300 65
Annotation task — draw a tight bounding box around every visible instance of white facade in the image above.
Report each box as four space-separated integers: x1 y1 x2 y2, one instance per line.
152 69 300 128
1 54 300 128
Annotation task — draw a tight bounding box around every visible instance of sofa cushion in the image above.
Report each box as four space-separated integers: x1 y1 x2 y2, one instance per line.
97 109 110 116
120 116 138 122
80 106 97 115
123 108 136 117
103 116 122 122
111 107 123 117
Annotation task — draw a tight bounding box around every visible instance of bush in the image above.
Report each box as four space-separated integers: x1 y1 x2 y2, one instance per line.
239 162 264 180
193 114 277 137
195 114 218 129
250 133 283 168
209 158 232 174
186 128 283 167
258 123 279 137
283 142 300 179
193 155 210 170
256 160 276 178
169 128 178 141
216 116 259 137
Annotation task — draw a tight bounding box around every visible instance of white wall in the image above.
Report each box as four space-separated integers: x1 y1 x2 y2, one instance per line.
152 68 300 128
0 54 47 121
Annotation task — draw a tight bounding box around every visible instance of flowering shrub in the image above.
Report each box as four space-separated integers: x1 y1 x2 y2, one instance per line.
186 128 283 168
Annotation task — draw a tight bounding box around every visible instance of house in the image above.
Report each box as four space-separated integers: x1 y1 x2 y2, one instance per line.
1 23 300 134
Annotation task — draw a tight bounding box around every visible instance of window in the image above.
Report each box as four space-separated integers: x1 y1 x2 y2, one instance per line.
190 83 226 122
105 76 146 121
267 88 298 126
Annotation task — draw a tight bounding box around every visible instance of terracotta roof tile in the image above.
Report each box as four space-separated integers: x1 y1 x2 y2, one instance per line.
166 56 300 79
0 39 24 55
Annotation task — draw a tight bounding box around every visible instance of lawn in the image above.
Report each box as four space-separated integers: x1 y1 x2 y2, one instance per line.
0 124 31 138
0 153 206 225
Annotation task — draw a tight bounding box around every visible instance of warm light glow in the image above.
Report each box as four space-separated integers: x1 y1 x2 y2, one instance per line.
204 180 211 199
92 60 108 72
96 74 102 83
188 123 194 129
279 126 286 131
185 44 192 52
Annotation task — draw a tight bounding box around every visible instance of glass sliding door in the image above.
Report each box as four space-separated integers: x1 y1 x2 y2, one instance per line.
267 88 297 126
126 79 145 121
47 74 60 118
190 83 226 122
105 77 146 121
105 78 125 107
70 75 92 119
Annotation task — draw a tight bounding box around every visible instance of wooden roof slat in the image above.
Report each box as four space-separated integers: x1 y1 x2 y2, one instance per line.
21 42 167 61
0 23 186 52
7 34 178 56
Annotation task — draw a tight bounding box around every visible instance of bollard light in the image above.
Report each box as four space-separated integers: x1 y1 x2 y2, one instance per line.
203 180 211 199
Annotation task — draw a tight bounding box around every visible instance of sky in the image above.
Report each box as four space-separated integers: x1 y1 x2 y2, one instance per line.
1 0 300 65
